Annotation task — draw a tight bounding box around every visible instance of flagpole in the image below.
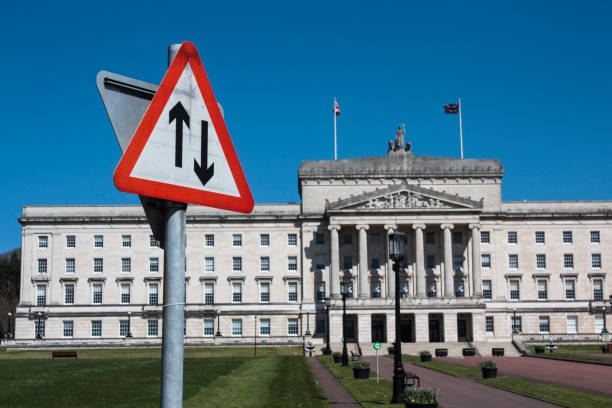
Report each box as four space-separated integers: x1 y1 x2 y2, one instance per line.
458 98 464 159
334 98 338 160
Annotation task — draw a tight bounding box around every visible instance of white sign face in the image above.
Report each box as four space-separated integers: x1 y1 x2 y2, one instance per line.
130 63 239 197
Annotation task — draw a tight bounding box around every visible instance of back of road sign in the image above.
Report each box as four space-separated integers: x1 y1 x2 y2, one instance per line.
114 42 253 213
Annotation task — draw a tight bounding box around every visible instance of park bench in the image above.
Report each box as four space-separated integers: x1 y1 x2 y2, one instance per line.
404 371 420 388
52 351 78 359
492 348 504 356
350 351 361 361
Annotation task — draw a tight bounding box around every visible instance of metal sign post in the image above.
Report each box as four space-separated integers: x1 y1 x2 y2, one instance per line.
373 342 381 383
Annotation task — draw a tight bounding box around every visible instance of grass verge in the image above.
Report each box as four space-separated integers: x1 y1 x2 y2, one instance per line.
525 344 612 362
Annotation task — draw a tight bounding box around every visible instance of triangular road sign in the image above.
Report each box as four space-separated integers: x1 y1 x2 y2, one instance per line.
114 42 254 213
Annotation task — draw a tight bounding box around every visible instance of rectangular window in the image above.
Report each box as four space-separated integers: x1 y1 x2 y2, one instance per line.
592 254 602 268
205 234 214 247
149 283 159 305
427 279 437 298
453 255 463 271
65 258 75 273
371 280 382 298
63 321 74 337
203 319 214 336
591 231 600 244
507 231 517 244
121 258 131 273
65 284 74 304
452 231 463 244
288 318 298 335
120 284 131 304
567 316 578 334
371 256 380 270
564 254 574 269
148 320 158 337
509 280 520 300
232 234 242 247
565 280 575 300
316 281 326 302
93 258 103 273
315 318 326 336
536 254 546 269
508 254 518 269
342 233 352 245
233 257 242 272
232 319 242 336
399 281 409 297
341 282 353 298
485 316 494 333
535 231 545 244
539 316 550 333
288 282 298 302
232 282 242 303
204 283 214 305
288 233 298 247
66 235 76 248
425 232 435 245
593 279 603 301
37 258 47 274
260 233 270 247
38 236 48 248
288 256 298 271
480 231 490 244
260 282 270 302
426 255 436 269
150 234 158 247
370 233 381 245
149 257 159 273
92 284 102 304
36 284 46 306
563 231 573 244
122 235 131 248
482 280 492 299
454 279 465 297
343 256 352 270
595 316 604 333
120 320 129 337
315 256 326 271
91 320 102 337
35 320 45 338
537 280 548 300
260 319 271 336
94 235 104 248
481 254 491 268
205 257 215 273
260 256 270 272
315 232 325 245
512 316 522 333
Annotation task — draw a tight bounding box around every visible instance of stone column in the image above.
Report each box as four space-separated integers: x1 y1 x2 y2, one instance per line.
356 225 369 299
441 224 454 297
470 223 482 297
329 225 341 299
413 224 426 297
384 224 397 298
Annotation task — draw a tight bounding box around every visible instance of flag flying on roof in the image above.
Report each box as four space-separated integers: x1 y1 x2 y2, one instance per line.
334 99 341 116
444 103 459 114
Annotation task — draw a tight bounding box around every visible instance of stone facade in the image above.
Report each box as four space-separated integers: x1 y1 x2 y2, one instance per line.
13 145 612 354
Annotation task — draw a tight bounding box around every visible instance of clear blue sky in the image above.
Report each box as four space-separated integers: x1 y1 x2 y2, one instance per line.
2 1 611 252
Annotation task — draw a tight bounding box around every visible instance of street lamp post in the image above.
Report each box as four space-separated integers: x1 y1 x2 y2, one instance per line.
127 311 133 338
602 306 608 336
36 312 42 339
323 298 332 355
512 307 517 334
305 311 311 336
389 232 407 404
341 292 348 366
7 312 12 339
215 309 222 337
254 315 257 357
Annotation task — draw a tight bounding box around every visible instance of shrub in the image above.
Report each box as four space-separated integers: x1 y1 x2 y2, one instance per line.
480 360 497 369
353 361 370 369
332 352 342 357
534 345 545 353
419 351 431 357
405 387 437 404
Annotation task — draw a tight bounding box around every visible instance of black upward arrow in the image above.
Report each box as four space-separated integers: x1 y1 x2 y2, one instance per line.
194 119 214 186
169 101 190 168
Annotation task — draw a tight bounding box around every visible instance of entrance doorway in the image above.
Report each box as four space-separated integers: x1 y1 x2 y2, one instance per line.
457 313 473 341
344 315 358 342
428 314 444 342
371 314 386 342
400 314 415 342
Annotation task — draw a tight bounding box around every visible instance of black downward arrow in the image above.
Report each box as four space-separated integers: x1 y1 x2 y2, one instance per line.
194 120 215 186
169 101 190 168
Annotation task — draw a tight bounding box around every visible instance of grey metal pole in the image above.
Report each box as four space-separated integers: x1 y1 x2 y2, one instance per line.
160 43 187 408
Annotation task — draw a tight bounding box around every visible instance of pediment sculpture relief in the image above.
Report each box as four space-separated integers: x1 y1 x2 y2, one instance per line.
357 191 451 209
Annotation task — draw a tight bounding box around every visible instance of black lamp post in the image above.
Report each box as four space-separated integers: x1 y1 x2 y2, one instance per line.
215 309 222 337
126 311 133 338
305 310 311 336
36 312 42 339
512 307 518 334
323 298 332 355
341 292 349 366
7 312 12 339
254 315 257 357
602 306 608 336
389 232 407 404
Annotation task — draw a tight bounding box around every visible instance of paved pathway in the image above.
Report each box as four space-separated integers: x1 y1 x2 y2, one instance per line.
307 357 362 408
363 356 560 408
444 356 612 396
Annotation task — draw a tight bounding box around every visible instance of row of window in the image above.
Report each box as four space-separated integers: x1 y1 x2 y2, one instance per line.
492 278 605 301
480 230 601 245
481 253 602 270
37 235 159 249
37 257 160 274
504 315 607 334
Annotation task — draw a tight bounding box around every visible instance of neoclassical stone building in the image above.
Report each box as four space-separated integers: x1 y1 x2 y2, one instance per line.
12 140 612 354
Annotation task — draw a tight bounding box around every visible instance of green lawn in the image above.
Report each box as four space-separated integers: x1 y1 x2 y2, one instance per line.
0 348 328 408
525 344 612 362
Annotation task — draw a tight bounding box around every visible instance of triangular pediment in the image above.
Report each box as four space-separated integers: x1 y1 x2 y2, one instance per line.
326 183 483 211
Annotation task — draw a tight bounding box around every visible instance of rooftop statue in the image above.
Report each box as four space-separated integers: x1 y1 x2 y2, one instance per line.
389 124 411 154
